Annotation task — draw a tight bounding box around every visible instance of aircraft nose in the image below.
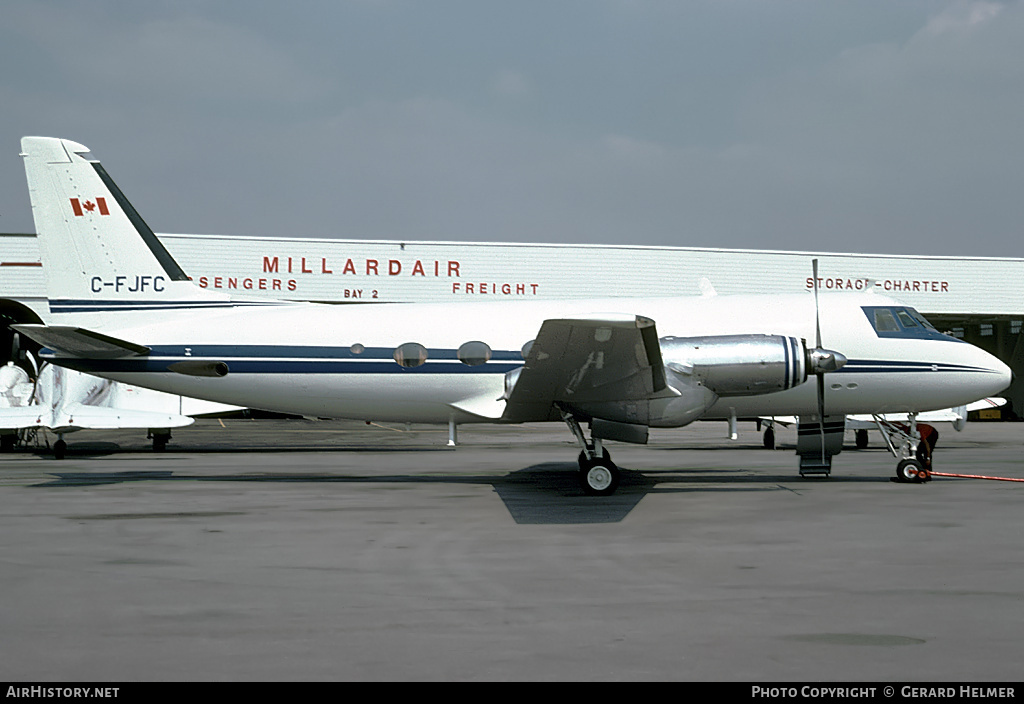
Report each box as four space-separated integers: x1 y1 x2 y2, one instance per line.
976 348 1012 397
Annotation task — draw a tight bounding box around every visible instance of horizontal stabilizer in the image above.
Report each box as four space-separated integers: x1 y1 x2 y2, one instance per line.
12 325 149 359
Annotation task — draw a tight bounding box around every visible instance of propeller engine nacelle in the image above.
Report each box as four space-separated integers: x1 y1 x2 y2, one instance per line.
660 334 810 396
645 334 826 428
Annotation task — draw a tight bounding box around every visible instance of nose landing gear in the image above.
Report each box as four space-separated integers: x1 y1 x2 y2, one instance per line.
872 414 937 483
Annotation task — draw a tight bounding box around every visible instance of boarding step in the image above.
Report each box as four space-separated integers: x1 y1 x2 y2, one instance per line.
799 457 833 478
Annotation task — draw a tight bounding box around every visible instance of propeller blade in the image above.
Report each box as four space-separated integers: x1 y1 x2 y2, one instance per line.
817 374 826 460
812 258 822 349
812 258 824 460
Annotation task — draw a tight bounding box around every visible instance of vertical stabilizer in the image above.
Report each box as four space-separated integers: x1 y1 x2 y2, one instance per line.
20 137 229 314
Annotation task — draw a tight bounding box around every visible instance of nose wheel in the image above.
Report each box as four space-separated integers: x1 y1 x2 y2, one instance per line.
896 458 930 483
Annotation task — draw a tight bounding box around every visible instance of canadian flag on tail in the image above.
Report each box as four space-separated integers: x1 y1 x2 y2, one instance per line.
69 197 109 216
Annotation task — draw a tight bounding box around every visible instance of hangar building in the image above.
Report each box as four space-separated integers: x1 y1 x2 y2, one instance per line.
2 232 1021 417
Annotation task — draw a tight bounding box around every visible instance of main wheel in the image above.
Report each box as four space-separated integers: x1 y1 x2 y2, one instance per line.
895 458 927 483
578 448 611 467
580 460 620 496
855 429 869 449
54 439 67 460
763 427 775 450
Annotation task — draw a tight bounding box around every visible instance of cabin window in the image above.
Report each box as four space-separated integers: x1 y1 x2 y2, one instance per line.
393 342 428 368
457 341 491 366
521 340 534 359
350 343 365 355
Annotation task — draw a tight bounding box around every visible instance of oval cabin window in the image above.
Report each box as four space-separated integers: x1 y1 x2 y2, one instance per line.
393 342 428 368
457 341 492 366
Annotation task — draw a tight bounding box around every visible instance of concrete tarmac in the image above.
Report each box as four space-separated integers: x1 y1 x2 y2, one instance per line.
1 418 1022 682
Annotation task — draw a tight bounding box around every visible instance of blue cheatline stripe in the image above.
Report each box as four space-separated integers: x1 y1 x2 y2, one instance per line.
47 336 991 370
50 358 524 375
40 343 999 378
838 360 997 374
41 343 526 375
48 300 283 313
143 344 524 361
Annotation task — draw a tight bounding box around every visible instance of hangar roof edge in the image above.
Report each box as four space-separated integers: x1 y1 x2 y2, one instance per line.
4 232 1021 264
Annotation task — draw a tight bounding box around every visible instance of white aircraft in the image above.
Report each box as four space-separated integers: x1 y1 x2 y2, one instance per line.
0 357 238 457
12 137 1012 493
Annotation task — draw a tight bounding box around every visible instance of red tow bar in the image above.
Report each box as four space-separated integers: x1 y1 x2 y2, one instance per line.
928 471 1024 483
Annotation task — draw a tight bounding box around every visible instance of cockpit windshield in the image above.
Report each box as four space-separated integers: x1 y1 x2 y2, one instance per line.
862 306 949 340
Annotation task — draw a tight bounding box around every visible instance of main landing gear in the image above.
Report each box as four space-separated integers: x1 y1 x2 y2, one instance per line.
148 429 172 452
54 435 67 460
47 429 173 460
871 413 938 484
563 412 620 496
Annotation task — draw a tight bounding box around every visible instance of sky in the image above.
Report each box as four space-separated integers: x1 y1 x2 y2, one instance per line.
1 0 1023 257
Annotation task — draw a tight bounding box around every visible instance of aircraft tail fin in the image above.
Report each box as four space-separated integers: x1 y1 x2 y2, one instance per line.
20 137 229 314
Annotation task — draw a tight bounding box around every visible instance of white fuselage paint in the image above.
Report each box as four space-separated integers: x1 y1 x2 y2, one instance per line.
45 291 1012 426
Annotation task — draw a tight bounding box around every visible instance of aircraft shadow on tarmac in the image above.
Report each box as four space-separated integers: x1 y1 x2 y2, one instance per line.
29 461 884 525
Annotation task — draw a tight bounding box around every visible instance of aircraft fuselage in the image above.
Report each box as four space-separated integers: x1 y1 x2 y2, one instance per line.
43 292 1010 426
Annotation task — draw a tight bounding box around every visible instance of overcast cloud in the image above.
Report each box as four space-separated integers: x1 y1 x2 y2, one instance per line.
1 0 1022 257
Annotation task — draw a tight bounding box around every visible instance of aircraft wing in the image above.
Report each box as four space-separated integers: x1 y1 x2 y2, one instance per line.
965 397 1006 413
0 406 53 430
845 397 1007 432
11 325 149 358
501 315 667 422
846 410 961 426
846 398 1007 426
50 403 195 431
